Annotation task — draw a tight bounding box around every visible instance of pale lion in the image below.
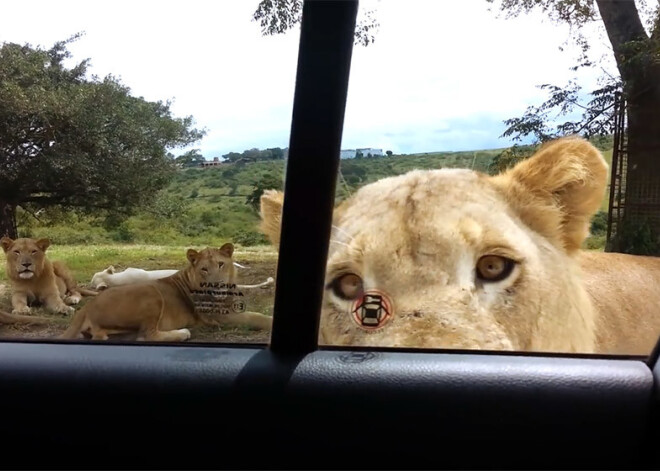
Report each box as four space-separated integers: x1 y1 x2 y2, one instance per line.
59 243 273 341
1 237 98 317
90 266 180 290
259 136 660 355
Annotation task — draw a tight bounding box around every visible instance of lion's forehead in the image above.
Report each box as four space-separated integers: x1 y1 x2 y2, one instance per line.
196 251 231 265
332 169 523 254
339 169 501 221
10 241 39 252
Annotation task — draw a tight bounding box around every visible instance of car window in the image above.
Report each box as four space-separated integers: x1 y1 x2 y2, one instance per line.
257 0 660 357
1 0 659 358
0 0 298 345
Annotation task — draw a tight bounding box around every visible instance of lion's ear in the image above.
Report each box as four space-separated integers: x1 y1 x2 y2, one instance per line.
0 236 13 253
218 243 234 258
491 136 608 253
36 238 51 252
259 189 284 249
186 249 199 265
106 266 115 274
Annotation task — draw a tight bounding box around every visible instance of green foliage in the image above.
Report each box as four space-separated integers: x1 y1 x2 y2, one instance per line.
590 210 609 236
189 188 199 199
0 33 205 236
144 190 191 220
609 218 660 255
584 234 606 250
487 0 659 145
175 149 206 168
232 230 269 247
589 134 614 152
222 147 286 163
111 223 135 243
252 0 381 46
488 144 537 174
18 145 611 247
246 173 284 212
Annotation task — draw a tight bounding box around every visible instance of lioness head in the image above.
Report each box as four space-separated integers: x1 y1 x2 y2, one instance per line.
185 243 237 288
1 237 51 281
90 266 116 290
259 136 608 353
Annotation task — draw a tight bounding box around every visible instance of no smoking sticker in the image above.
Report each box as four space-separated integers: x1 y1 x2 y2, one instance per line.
350 289 393 330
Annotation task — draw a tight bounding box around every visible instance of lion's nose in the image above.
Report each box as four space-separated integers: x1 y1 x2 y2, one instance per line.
22 262 31 268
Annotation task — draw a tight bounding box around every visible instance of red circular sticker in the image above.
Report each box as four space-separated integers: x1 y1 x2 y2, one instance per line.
350 289 393 330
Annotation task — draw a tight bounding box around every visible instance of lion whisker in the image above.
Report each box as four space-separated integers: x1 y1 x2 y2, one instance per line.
331 225 354 242
329 239 352 249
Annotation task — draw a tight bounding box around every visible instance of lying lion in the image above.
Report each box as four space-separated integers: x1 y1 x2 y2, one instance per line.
259 136 660 355
1 236 98 317
90 266 180 290
91 265 275 290
59 243 273 341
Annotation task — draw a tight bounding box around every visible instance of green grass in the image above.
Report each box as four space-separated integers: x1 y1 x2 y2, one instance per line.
0 244 279 343
0 244 278 283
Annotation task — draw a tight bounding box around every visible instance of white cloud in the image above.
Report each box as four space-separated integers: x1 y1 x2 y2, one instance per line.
0 0 618 157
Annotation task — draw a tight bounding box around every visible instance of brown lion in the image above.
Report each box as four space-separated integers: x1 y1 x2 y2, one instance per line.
59 243 273 341
259 136 660 355
1 236 98 318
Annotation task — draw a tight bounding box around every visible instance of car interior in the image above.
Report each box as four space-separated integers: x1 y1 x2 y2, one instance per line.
1 1 660 469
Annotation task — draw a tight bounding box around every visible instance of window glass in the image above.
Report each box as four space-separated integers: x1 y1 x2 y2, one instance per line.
0 0 298 344
258 0 660 356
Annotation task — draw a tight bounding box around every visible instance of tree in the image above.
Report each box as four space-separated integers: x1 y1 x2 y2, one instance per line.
252 0 380 46
486 0 660 254
175 149 206 168
222 152 243 163
0 34 205 239
386 150 393 157
267 147 285 160
246 173 284 212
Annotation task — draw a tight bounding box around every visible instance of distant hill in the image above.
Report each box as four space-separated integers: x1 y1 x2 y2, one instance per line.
16 143 613 249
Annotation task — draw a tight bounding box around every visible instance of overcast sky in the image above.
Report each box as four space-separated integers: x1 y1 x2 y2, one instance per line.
0 0 617 158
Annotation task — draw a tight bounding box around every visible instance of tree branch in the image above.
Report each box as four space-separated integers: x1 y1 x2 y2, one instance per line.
17 204 45 224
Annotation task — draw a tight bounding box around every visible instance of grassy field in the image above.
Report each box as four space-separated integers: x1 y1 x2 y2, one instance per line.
0 244 279 344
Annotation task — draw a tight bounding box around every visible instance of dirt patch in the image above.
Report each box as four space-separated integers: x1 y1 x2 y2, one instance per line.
0 260 277 345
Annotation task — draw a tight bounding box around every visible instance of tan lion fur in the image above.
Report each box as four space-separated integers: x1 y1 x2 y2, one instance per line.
59 243 273 342
1 236 98 318
259 136 660 355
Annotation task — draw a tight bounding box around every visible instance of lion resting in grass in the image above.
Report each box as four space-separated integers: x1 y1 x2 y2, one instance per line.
259 136 660 355
1 236 98 319
59 243 273 341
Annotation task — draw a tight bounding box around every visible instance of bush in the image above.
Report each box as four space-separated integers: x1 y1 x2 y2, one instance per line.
584 234 606 250
111 223 135 243
232 230 269 247
590 210 608 236
609 218 659 255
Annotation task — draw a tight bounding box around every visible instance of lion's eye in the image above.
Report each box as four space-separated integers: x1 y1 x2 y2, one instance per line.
218 262 224 269
330 273 364 300
476 255 515 282
13 250 20 255
201 267 209 273
31 250 37 255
